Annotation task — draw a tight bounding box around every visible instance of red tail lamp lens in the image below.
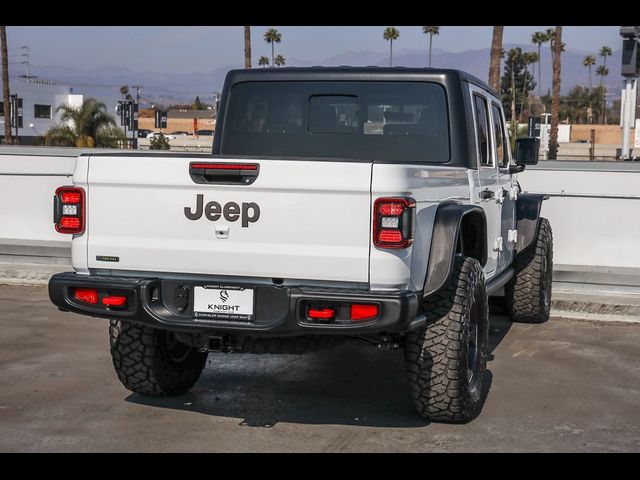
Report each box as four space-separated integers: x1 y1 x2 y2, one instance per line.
75 288 98 304
350 304 379 321
378 203 404 215
308 308 335 319
60 192 81 204
102 296 127 307
378 230 402 243
55 186 85 234
60 216 81 230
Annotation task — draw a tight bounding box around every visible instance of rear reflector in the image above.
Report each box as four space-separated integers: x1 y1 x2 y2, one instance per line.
350 304 379 321
308 308 335 319
74 288 98 304
102 296 127 307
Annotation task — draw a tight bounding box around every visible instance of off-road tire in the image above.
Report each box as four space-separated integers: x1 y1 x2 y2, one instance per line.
505 217 553 323
404 256 489 423
109 320 208 396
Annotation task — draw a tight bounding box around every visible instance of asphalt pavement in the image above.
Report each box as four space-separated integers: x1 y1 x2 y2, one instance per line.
1 284 639 452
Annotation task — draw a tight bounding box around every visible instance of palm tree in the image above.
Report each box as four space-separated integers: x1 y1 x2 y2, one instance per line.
244 26 252 69
520 51 539 120
548 26 563 160
583 55 596 90
274 54 286 67
45 98 122 148
488 26 504 91
531 31 547 96
1 26 11 144
383 27 400 67
263 28 281 66
258 56 270 68
599 46 612 70
422 26 440 67
596 65 609 123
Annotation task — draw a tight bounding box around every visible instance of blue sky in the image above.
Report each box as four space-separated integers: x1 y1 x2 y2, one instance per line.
6 26 621 72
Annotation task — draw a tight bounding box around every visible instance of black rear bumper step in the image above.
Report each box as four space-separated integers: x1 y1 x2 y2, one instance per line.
49 272 419 337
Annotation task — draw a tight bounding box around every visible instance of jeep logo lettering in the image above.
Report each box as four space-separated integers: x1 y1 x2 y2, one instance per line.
184 194 260 227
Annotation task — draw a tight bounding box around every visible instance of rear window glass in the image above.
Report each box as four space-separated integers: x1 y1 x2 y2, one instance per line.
220 81 449 163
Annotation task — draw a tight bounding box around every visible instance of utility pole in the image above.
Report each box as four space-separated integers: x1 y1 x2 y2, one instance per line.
1 26 11 144
131 85 142 149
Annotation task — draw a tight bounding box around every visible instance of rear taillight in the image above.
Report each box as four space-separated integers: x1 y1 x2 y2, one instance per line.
54 186 85 234
373 197 416 249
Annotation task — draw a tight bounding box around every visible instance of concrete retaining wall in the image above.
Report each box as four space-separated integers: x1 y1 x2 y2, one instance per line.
1 148 638 295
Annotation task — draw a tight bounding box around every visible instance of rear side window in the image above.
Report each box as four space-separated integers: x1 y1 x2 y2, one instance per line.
221 81 450 163
491 103 509 168
473 94 491 167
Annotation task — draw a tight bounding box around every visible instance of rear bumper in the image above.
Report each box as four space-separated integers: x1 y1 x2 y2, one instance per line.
48 272 419 337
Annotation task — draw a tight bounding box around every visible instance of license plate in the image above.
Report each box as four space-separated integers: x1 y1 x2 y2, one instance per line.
193 286 254 321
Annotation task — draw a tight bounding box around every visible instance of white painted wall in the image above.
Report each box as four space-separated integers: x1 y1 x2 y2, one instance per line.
518 161 640 277
0 150 638 286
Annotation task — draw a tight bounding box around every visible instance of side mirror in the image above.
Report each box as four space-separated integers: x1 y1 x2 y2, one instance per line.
514 137 540 166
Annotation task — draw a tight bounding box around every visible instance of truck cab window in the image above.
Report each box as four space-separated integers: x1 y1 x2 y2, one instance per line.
473 94 491 167
491 103 509 168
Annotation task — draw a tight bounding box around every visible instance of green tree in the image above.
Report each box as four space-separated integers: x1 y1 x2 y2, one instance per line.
599 46 612 70
531 31 548 96
596 65 609 123
422 26 440 67
150 133 170 150
258 56 270 68
1 26 11 144
500 48 536 121
383 26 400 67
263 28 281 66
583 55 596 90
45 98 122 148
193 96 204 110
520 51 539 120
274 54 286 67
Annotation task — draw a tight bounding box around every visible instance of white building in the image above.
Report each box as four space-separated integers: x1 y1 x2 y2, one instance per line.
0 77 83 144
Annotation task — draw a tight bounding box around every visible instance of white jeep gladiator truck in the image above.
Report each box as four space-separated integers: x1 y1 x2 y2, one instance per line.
49 67 552 423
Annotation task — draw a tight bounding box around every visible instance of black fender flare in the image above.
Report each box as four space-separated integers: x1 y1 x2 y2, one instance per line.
514 193 548 254
423 202 487 298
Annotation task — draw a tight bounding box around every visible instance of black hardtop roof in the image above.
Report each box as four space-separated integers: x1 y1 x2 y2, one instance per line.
224 66 498 97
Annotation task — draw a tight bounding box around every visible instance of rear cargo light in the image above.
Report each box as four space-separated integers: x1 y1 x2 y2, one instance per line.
74 288 98 304
102 295 127 307
54 186 85 234
350 304 379 321
373 197 416 249
190 163 258 170
308 307 335 320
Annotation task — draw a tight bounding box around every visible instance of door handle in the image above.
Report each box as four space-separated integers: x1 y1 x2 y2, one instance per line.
479 189 494 200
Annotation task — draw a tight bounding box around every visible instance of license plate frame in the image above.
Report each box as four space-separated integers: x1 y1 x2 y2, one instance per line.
193 285 255 321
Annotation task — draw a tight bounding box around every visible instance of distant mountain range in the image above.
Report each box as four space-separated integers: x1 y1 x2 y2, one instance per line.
23 44 624 107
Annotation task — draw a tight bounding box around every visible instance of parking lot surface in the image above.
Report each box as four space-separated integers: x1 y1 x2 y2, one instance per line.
1 284 639 452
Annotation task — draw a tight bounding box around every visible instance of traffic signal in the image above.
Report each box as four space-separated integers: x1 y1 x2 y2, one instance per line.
620 26 640 77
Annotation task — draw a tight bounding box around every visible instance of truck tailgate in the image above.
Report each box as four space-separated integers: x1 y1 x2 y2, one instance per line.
85 155 372 283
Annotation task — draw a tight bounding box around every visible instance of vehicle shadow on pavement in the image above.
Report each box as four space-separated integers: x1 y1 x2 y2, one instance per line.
126 313 511 428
